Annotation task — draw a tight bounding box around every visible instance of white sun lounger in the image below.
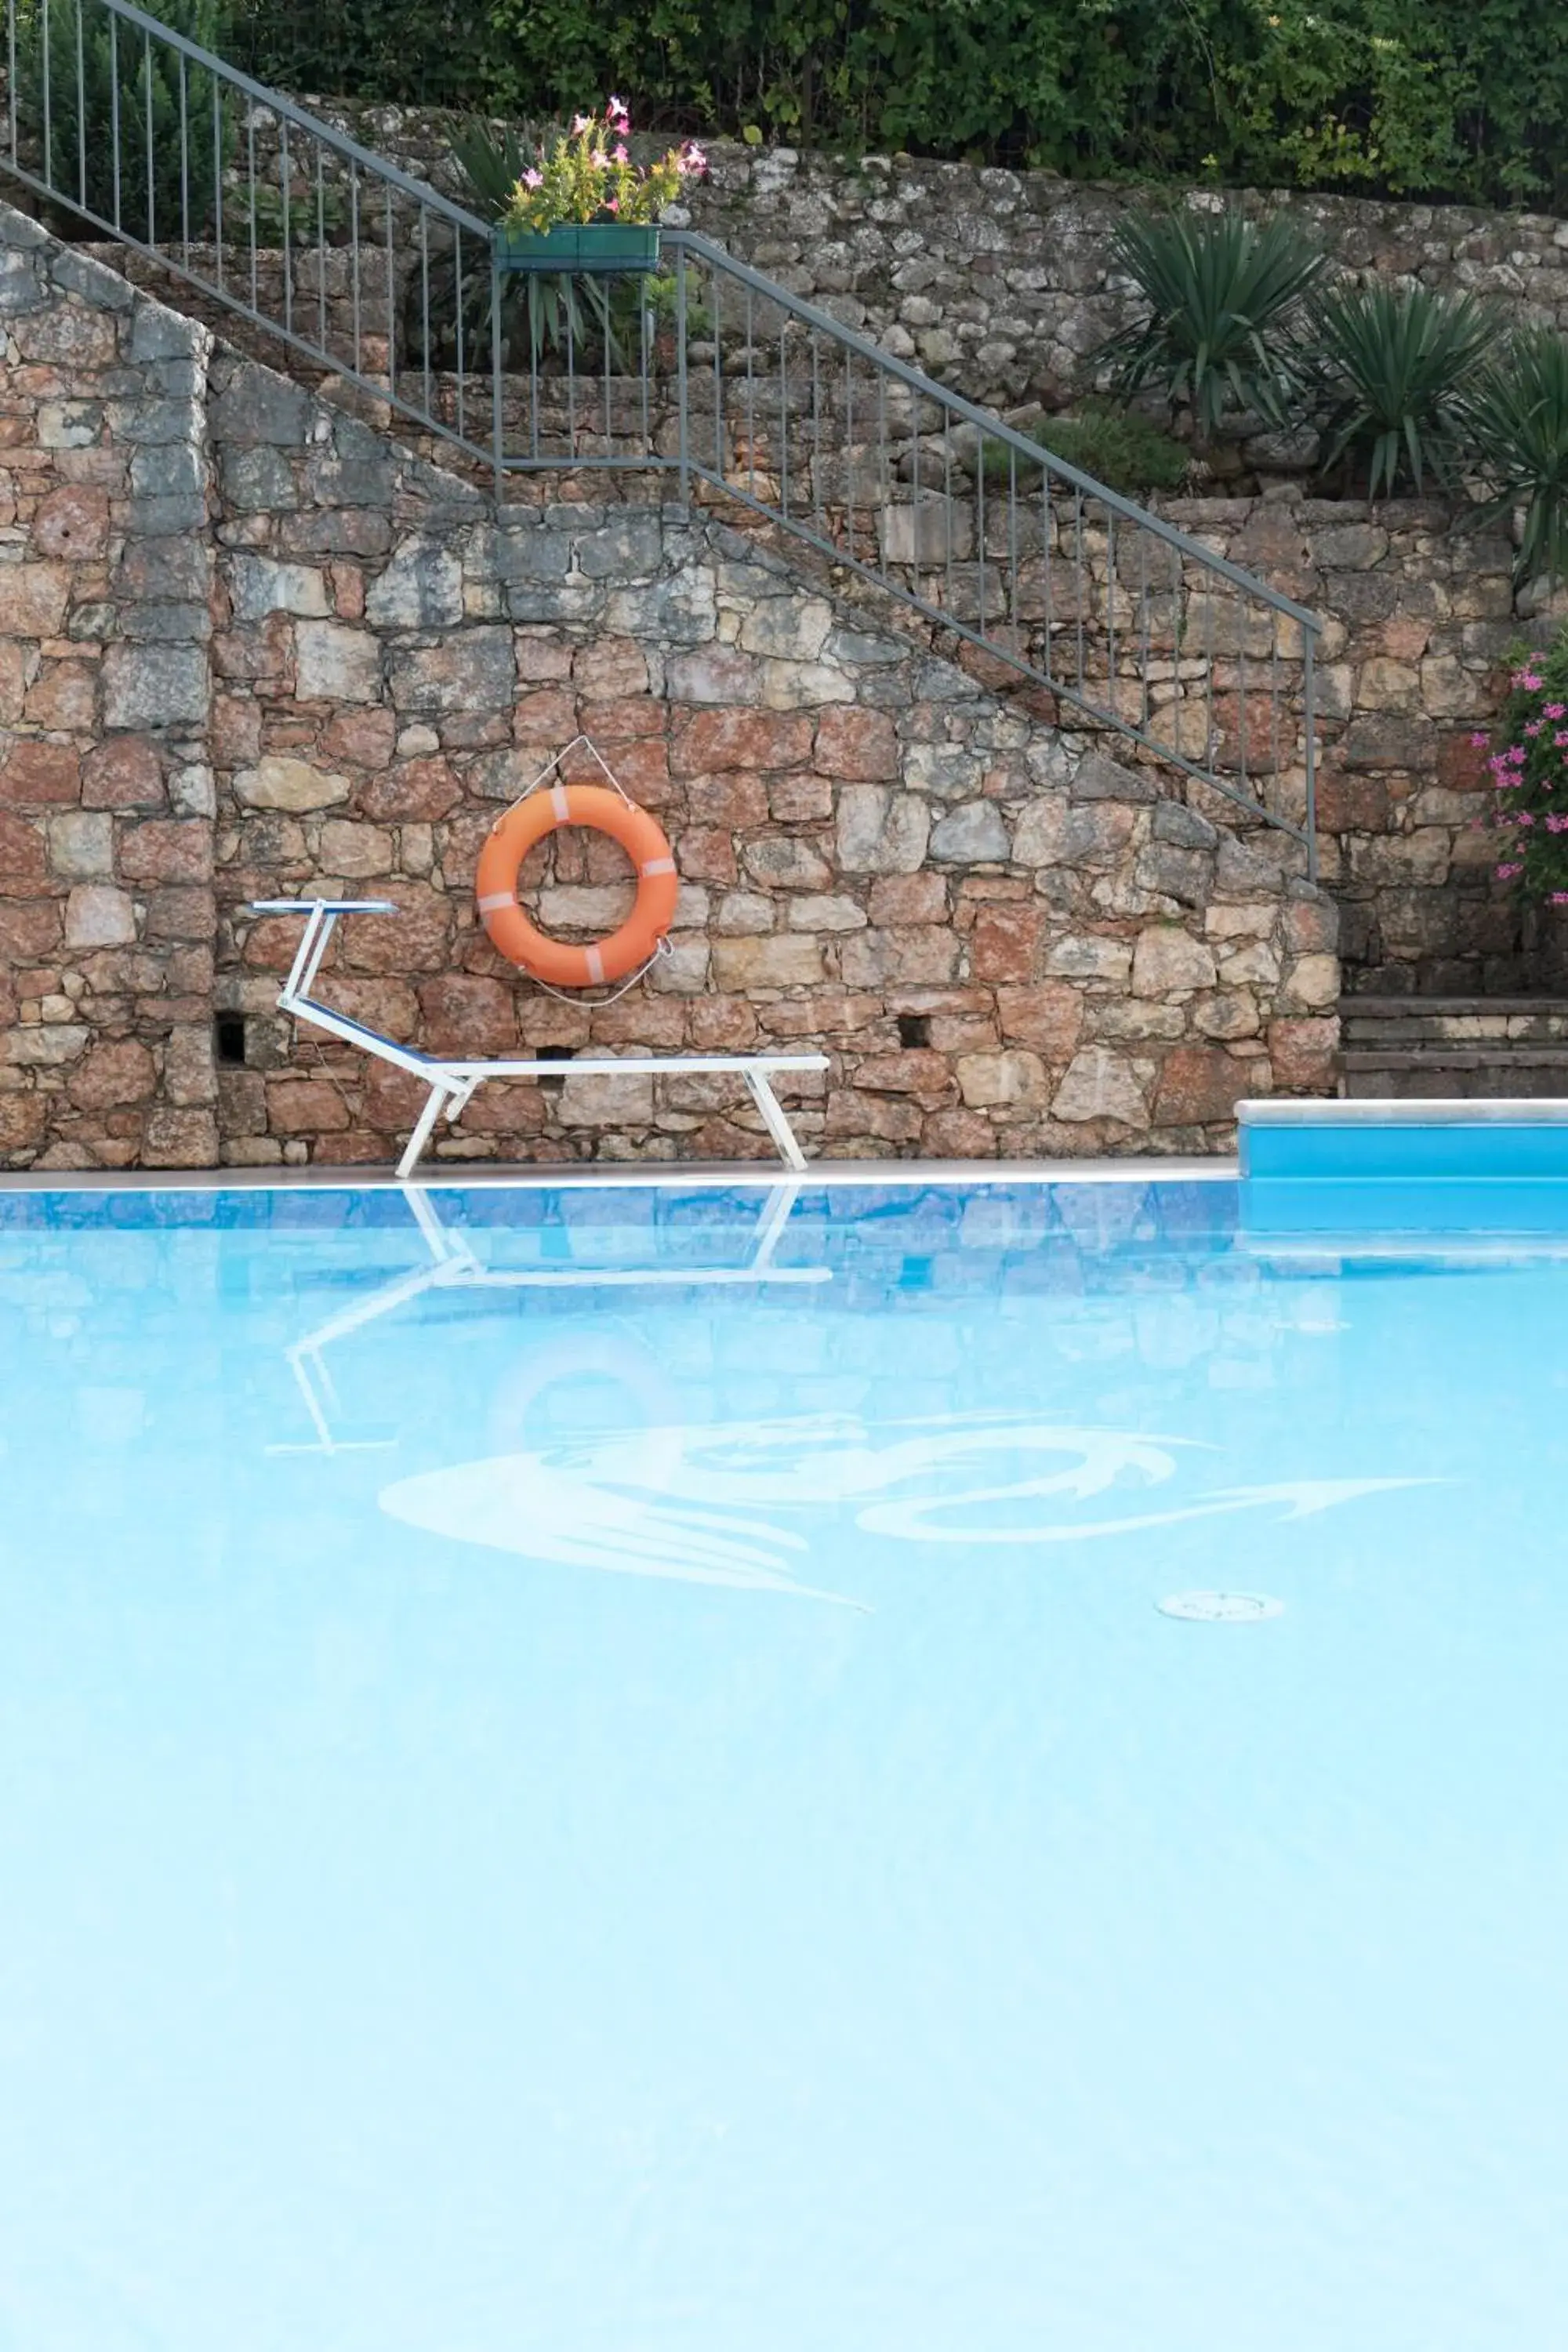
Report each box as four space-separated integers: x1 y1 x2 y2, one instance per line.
252 899 828 1179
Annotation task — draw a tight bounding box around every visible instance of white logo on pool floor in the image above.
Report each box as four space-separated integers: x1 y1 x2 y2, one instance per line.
378 1414 1430 1601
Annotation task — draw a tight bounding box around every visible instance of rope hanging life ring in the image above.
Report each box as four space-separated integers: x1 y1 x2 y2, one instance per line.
474 782 679 989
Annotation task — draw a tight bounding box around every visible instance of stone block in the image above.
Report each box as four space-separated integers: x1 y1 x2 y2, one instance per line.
228 556 330 620
1070 750 1157 804
970 903 1045 981
557 1068 656 1124
1045 934 1133 985
118 819 215 884
929 800 1010 862
296 620 383 703
738 597 833 661
48 810 114 879
6 1023 90 1066
102 643 207 730
356 757 460 822
673 709 814 775
880 495 975 566
31 485 111 562
1131 925 1218 996
664 647 759 704
836 785 931 874
1 739 81 807
813 706 899 782
3 563 71 639
0 811 46 893
64 884 137 947
956 1049 1049 1108
788 893 866 931
365 539 466 628
82 737 165 809
1269 1016 1340 1090
210 363 310 447
711 935 826 988
1051 1046 1149 1126
233 756 351 812
994 982 1084 1059
742 837 833 890
67 1037 157 1112
1151 1044 1244 1125
388 629 515 716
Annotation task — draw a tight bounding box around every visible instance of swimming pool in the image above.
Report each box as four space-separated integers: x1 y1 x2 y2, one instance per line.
1 1174 1564 2350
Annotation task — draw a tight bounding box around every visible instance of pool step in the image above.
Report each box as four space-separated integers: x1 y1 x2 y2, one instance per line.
1338 996 1568 1099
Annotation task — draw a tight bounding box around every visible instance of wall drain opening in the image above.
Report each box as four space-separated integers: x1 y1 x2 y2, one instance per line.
897 1013 931 1049
1157 1591 1285 1624
215 1014 246 1067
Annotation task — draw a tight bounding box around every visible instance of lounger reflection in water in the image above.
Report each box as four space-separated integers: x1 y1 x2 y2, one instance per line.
274 1183 861 1606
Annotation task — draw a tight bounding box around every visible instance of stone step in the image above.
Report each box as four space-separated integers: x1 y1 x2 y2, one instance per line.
1342 1045 1568 1099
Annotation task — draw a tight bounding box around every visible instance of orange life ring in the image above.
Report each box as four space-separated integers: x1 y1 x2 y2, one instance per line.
474 783 679 988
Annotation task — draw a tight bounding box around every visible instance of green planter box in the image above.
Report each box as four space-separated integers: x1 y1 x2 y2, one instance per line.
494 223 660 275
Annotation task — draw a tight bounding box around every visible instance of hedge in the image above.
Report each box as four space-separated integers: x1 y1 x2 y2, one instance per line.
228 0 1568 212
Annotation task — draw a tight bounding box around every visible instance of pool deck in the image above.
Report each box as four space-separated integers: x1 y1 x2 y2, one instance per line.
0 1156 1237 1193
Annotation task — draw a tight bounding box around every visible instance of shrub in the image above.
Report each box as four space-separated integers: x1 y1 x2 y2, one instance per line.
1306 281 1493 498
15 0 230 242
1462 328 1568 588
1474 640 1568 908
1094 210 1325 447
985 405 1190 499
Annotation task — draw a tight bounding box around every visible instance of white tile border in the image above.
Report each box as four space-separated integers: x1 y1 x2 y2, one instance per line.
0 1154 1236 1197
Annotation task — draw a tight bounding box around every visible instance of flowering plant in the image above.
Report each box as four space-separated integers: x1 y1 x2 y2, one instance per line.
500 98 706 233
1475 630 1568 906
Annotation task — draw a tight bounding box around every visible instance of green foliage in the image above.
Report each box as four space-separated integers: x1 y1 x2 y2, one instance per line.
985 405 1190 498
1463 330 1568 588
440 115 647 366
1475 638 1568 907
1094 211 1325 446
230 0 1568 211
1308 281 1492 496
16 0 230 241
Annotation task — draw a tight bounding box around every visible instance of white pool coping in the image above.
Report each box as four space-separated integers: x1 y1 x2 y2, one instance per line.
0 1155 1237 1196
1240 1096 1568 1125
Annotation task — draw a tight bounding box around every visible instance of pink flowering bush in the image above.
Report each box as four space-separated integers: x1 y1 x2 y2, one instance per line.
501 98 706 232
1475 633 1568 906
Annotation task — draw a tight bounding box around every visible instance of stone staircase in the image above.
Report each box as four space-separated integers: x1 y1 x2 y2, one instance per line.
1340 997 1568 1098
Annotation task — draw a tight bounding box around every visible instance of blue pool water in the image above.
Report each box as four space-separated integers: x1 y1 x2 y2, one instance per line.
1 1176 1566 2351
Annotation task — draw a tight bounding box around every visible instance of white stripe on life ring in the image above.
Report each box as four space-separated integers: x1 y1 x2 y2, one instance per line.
477 891 516 913
550 782 571 823
585 946 605 984
640 855 677 876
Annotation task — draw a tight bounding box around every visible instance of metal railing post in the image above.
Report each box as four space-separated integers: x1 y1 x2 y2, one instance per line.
675 239 690 509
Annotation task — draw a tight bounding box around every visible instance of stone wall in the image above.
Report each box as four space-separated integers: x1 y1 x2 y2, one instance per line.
1 197 1341 1172
0 214 220 1171
209 363 1336 1170
265 104 1568 427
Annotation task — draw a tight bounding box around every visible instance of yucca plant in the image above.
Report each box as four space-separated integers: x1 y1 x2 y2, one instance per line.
1308 281 1493 499
1461 328 1568 588
1094 209 1326 447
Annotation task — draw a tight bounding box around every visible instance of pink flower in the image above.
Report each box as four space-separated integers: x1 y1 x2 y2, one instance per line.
1519 811 1537 826
572 113 593 134
607 95 629 120
1513 668 1544 690
681 141 709 172
1471 731 1490 746
1547 703 1566 718
604 195 619 212
1553 892 1568 905
521 167 543 188
1526 720 1543 736
1497 863 1524 879
614 142 629 162
1555 731 1568 748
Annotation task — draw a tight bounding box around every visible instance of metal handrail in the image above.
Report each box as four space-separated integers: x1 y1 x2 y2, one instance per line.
0 0 1322 863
